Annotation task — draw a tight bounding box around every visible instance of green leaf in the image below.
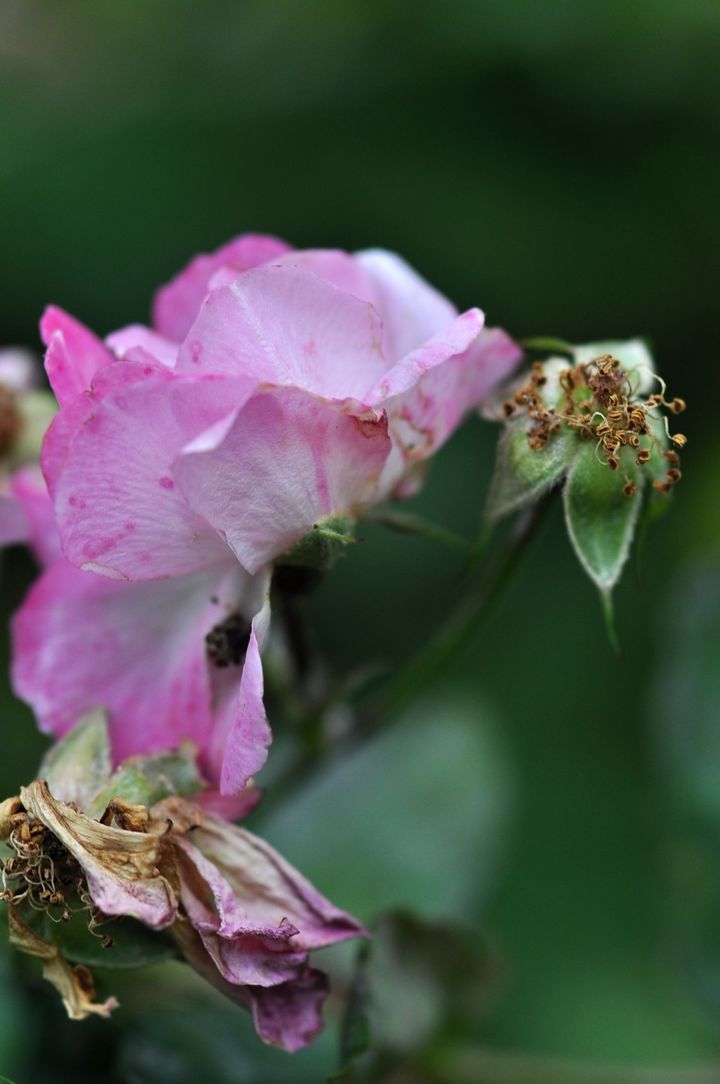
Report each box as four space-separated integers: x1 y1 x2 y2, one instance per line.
485 420 576 524
40 708 112 809
46 910 177 970
563 441 643 597
334 911 497 1079
85 745 203 820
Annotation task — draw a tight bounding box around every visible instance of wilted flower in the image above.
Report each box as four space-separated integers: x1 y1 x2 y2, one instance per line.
484 339 687 607
42 234 520 580
1 716 364 1051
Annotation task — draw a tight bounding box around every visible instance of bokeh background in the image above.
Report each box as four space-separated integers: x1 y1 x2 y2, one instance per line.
1 2 719 1081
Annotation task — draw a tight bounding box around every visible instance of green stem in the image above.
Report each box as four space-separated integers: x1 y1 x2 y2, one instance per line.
262 497 551 810
366 508 472 553
376 496 550 725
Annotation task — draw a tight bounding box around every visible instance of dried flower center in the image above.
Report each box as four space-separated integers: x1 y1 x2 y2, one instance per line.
0 809 108 936
0 383 22 457
502 354 687 497
205 612 251 668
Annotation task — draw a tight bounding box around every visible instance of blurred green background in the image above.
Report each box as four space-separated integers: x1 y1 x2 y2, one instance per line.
1 1 719 1081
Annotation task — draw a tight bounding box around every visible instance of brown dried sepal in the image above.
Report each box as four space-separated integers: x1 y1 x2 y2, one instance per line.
99 797 149 833
8 906 118 1020
0 796 23 841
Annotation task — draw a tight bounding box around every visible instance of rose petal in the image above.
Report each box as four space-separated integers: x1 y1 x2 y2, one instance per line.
9 466 61 566
153 234 292 342
187 814 366 950
11 557 251 762
355 247 459 360
174 836 306 986
41 306 114 405
105 325 178 368
175 385 390 574
51 364 246 579
176 265 387 400
249 968 329 1052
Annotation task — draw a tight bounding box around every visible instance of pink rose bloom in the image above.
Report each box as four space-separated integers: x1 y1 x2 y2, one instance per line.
24 235 519 793
42 234 521 579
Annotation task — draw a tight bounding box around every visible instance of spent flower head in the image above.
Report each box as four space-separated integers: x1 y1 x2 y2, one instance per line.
485 339 687 622
0 713 364 1051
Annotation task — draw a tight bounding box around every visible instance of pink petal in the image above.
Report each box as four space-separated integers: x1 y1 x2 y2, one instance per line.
175 385 390 574
188 816 366 951
218 609 272 796
51 364 245 579
176 265 387 400
9 466 60 566
196 783 262 821
105 325 177 368
175 837 306 987
355 248 459 360
169 921 328 1051
41 355 162 499
152 234 292 342
249 968 328 1052
41 307 113 406
375 324 522 493
11 558 250 763
271 248 377 305
366 307 485 405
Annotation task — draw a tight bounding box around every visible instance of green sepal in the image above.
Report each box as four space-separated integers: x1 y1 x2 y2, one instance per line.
563 441 643 599
39 709 112 811
85 744 203 820
45 910 177 970
520 336 574 356
485 419 577 525
276 515 355 572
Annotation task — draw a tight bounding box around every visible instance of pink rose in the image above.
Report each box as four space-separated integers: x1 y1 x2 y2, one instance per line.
42 234 521 579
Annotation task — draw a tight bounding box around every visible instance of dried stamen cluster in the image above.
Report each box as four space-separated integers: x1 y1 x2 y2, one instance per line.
0 799 146 947
1 805 96 928
502 354 687 497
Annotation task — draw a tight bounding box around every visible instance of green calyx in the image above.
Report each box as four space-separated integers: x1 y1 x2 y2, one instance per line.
275 515 356 573
39 709 204 818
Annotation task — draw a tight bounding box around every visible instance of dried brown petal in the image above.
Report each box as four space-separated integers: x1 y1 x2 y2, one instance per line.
21 781 176 928
8 906 118 1020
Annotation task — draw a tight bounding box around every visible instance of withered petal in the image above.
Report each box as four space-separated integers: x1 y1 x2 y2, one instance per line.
8 906 118 1020
21 780 177 928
